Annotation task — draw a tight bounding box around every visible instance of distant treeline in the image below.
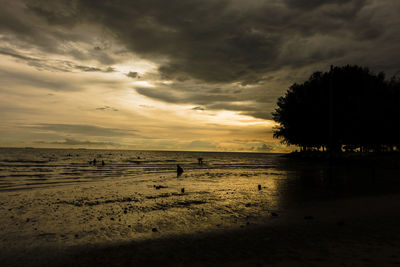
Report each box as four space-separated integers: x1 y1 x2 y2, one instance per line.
273 65 400 153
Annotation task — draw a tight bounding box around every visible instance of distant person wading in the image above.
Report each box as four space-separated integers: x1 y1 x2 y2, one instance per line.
177 165 184 177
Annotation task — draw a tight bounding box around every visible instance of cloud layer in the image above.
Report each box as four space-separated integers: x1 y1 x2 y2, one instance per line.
1 0 399 150
22 0 399 79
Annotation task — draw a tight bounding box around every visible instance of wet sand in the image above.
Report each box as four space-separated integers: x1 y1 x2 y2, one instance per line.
2 193 400 266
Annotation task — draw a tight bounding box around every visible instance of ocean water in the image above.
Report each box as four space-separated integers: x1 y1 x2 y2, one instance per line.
0 148 284 191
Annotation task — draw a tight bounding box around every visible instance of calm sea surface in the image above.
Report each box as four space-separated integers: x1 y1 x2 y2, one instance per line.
0 148 284 191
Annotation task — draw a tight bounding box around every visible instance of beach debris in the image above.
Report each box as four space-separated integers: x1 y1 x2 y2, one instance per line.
181 187 185 193
153 185 168 190
177 164 184 177
271 212 279 217
152 228 158 232
304 216 314 220
258 184 262 190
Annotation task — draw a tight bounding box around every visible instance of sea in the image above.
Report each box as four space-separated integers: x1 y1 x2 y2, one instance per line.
0 148 398 250
0 148 285 192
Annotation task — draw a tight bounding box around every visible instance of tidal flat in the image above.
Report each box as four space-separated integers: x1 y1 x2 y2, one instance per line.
1 148 400 266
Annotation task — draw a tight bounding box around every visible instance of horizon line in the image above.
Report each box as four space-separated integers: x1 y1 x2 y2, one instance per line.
0 146 286 154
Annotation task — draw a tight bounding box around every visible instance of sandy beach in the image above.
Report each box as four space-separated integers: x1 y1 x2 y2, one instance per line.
1 149 400 266
2 193 400 266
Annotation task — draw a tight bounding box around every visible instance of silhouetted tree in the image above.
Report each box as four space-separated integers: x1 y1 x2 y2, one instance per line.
273 65 400 152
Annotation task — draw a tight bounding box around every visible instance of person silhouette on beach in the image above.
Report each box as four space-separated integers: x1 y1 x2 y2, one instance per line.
93 158 97 165
198 158 203 165
177 164 184 177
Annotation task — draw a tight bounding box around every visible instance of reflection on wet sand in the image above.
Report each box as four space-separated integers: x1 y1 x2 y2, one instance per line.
277 156 400 200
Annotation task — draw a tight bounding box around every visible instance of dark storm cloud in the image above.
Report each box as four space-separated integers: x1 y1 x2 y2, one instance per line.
0 48 116 73
135 79 281 119
126 72 139 78
25 123 136 137
96 106 119 111
0 1 120 66
206 103 275 120
74 65 102 72
283 0 353 10
2 0 400 119
24 0 391 83
136 86 239 105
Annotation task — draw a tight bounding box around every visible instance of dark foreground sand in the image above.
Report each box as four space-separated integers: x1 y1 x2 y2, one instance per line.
2 194 400 267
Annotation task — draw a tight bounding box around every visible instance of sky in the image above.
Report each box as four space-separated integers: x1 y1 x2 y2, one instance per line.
0 0 399 152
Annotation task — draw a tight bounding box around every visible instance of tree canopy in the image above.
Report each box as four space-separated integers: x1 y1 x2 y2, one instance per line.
272 65 400 152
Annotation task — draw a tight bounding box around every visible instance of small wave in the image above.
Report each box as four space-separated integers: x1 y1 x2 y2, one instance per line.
7 174 47 178
0 159 50 164
125 160 142 164
59 172 83 176
30 168 54 172
26 178 48 181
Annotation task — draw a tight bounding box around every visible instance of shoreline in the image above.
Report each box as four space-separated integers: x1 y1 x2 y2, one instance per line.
283 150 400 160
2 193 400 266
